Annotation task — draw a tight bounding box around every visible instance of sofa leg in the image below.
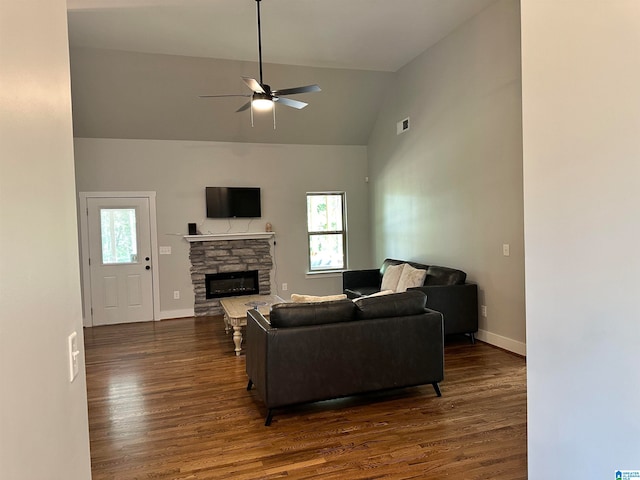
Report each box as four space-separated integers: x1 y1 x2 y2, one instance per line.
265 409 273 426
432 382 442 397
469 332 476 344
246 379 253 391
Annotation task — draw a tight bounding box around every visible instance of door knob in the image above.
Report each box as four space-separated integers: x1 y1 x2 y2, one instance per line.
145 257 150 261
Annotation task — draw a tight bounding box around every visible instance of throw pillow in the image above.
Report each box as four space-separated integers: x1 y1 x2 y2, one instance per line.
396 264 427 292
380 263 406 292
290 293 347 303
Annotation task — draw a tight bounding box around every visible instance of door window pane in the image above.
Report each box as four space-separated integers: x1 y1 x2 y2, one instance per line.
100 208 138 264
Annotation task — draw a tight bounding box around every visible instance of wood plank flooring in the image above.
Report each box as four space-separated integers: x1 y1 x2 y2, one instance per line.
84 317 527 479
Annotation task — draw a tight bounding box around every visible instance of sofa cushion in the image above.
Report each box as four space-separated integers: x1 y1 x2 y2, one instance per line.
347 289 393 301
269 299 356 328
290 293 347 303
424 266 467 285
354 290 427 320
344 286 380 299
380 263 405 292
396 264 427 292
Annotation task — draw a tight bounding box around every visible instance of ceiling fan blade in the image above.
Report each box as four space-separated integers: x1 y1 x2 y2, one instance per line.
272 84 321 96
242 77 265 94
199 94 251 98
274 97 308 110
236 101 252 113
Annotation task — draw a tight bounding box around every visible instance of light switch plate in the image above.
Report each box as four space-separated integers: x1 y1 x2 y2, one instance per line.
68 332 79 382
159 246 172 255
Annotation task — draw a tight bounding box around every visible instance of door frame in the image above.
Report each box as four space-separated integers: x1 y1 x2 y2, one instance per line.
79 191 161 327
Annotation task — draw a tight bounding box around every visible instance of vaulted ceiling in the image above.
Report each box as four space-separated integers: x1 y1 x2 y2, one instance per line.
68 0 497 71
67 0 498 145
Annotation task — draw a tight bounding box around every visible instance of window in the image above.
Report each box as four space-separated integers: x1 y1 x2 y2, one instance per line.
306 192 346 271
100 208 138 264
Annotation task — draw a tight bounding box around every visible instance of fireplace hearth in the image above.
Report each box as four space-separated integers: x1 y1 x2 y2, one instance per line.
205 270 259 299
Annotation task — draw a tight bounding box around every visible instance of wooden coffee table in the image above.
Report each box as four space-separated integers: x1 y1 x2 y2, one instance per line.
219 294 284 356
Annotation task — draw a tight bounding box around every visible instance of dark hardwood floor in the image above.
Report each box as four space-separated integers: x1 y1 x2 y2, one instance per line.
84 316 527 479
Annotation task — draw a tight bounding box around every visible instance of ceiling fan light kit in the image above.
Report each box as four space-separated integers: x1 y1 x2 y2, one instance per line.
199 0 321 128
251 94 273 112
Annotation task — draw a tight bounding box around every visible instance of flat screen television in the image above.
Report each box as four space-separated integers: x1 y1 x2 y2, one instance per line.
206 187 262 218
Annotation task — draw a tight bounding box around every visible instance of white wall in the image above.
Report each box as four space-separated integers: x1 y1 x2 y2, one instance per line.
367 0 525 352
74 138 370 319
0 1 92 479
522 1 640 477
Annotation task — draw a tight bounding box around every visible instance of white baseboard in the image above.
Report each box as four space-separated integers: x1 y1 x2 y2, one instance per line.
159 308 195 320
476 329 526 356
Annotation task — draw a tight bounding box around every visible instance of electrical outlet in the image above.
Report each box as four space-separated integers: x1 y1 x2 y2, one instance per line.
481 305 487 317
173 290 180 300
503 244 510 256
282 283 288 291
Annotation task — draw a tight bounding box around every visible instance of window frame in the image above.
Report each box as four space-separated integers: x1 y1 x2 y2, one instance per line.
306 191 347 273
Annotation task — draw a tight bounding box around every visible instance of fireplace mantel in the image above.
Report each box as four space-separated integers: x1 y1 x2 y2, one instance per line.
184 232 275 242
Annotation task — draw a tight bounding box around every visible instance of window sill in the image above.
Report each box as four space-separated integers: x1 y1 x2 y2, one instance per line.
305 270 344 279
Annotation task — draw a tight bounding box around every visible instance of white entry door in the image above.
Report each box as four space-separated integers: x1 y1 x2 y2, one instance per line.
87 197 154 325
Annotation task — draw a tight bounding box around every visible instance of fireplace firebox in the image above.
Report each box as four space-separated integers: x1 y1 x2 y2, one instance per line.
205 270 260 299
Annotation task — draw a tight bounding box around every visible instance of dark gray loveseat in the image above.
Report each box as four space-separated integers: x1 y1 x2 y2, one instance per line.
246 290 444 425
343 258 478 342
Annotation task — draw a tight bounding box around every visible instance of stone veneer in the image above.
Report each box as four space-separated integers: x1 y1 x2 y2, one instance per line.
189 238 273 316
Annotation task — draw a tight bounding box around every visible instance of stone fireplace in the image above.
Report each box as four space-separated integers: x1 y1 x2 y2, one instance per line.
186 233 274 316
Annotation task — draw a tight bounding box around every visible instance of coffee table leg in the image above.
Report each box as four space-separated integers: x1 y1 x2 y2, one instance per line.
232 325 243 356
223 314 230 334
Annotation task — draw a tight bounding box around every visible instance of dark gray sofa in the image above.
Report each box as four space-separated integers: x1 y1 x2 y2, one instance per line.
245 290 444 425
343 258 478 342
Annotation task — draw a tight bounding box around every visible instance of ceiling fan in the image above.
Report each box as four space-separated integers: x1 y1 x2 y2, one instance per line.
199 0 321 127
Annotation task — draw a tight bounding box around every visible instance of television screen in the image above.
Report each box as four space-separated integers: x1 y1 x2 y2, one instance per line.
206 187 261 218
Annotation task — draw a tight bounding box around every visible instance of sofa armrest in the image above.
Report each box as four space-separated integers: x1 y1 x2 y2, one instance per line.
342 268 381 293
246 309 271 395
411 283 478 336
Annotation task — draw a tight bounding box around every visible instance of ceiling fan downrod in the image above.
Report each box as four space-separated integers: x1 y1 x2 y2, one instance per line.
256 0 264 86
197 0 320 124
